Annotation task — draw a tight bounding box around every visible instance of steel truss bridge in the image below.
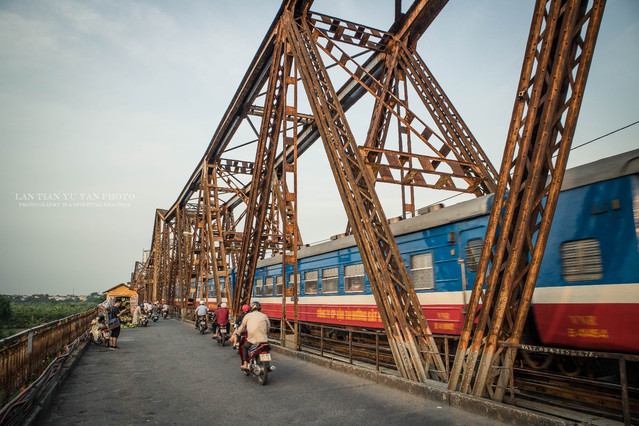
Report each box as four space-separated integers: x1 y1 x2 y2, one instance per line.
128 0 605 401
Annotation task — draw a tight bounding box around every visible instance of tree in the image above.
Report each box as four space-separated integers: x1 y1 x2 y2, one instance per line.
0 295 12 324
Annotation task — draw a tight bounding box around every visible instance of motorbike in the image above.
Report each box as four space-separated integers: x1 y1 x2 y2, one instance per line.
139 313 148 327
151 311 159 322
216 323 228 346
197 316 208 334
243 342 275 385
162 310 168 319
232 324 241 353
90 316 111 347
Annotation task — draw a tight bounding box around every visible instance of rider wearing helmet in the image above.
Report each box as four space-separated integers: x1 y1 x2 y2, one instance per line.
194 300 209 329
233 304 251 351
211 301 230 339
234 300 270 370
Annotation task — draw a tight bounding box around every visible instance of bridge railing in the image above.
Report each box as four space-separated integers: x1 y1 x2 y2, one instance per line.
0 307 97 407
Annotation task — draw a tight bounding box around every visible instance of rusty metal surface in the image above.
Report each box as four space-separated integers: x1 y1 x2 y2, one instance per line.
0 308 96 408
448 0 606 401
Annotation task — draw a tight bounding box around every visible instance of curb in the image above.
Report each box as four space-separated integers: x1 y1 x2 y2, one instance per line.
25 338 91 426
271 345 574 426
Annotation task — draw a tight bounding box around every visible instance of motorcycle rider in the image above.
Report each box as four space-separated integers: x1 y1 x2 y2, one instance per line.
234 301 270 370
211 302 230 339
194 300 209 329
233 304 250 356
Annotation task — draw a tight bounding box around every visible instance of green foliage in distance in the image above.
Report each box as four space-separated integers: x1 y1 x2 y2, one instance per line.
0 293 106 339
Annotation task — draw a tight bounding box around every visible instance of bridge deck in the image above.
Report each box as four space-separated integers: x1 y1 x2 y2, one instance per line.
41 319 527 425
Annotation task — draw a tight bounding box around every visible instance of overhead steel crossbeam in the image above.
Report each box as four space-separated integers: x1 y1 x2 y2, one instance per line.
309 21 497 197
448 0 606 401
360 147 485 192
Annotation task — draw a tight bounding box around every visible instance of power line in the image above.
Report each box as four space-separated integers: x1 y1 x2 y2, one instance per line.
570 119 639 151
432 120 639 206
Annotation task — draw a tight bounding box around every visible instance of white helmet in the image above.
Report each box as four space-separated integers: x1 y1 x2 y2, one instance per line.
200 300 206 305
220 302 227 308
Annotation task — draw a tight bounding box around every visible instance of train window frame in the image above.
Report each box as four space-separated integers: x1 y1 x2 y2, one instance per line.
322 267 339 294
410 252 434 290
560 238 603 282
464 238 483 273
287 273 301 295
264 277 274 296
254 277 263 297
344 263 365 293
304 270 318 295
275 275 283 296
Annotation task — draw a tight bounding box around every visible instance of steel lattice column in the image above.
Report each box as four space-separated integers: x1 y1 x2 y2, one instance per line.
448 0 606 400
285 10 447 382
232 26 289 312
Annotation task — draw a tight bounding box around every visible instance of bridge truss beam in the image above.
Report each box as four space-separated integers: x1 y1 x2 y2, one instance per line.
135 0 509 382
448 0 606 401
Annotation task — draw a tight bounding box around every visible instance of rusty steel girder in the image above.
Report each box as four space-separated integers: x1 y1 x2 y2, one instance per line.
285 9 448 381
448 0 606 401
232 26 290 313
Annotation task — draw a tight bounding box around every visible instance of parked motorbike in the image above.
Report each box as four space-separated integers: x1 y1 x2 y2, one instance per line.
243 342 275 385
216 323 228 346
197 317 208 334
90 315 111 347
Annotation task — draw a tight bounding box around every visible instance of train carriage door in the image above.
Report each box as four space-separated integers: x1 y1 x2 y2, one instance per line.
459 226 486 314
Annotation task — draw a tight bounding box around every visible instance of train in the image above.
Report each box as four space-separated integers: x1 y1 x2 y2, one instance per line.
237 148 639 354
182 149 637 354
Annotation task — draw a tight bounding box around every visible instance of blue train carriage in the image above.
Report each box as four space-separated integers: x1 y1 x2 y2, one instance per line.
250 149 639 353
533 149 639 353
251 184 495 334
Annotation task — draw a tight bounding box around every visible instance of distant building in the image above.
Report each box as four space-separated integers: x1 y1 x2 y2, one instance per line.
103 283 139 306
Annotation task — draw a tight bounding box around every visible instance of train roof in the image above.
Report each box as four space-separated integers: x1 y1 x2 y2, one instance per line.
559 148 639 191
257 148 639 268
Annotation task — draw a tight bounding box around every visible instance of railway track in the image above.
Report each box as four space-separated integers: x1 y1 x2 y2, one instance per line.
270 323 638 424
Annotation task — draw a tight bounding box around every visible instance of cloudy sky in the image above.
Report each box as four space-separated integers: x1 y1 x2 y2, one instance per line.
1 0 637 296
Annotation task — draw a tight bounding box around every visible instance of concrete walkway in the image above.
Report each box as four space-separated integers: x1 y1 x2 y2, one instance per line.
41 318 521 425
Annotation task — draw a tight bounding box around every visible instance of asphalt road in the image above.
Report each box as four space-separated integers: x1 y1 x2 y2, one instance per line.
42 318 507 425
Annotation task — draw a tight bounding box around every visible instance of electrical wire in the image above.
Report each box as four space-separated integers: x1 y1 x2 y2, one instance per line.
431 120 639 206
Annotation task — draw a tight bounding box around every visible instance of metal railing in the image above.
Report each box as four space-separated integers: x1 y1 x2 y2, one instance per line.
0 307 97 407
273 320 637 424
500 341 639 426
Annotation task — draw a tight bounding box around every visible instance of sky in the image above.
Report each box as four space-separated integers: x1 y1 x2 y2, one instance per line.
1 0 637 296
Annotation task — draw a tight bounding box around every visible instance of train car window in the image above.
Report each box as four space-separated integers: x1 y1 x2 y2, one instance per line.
560 239 603 282
287 274 301 295
465 238 483 272
345 263 365 293
254 278 263 297
410 253 434 290
275 276 283 296
264 277 274 296
304 270 318 294
322 267 339 294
